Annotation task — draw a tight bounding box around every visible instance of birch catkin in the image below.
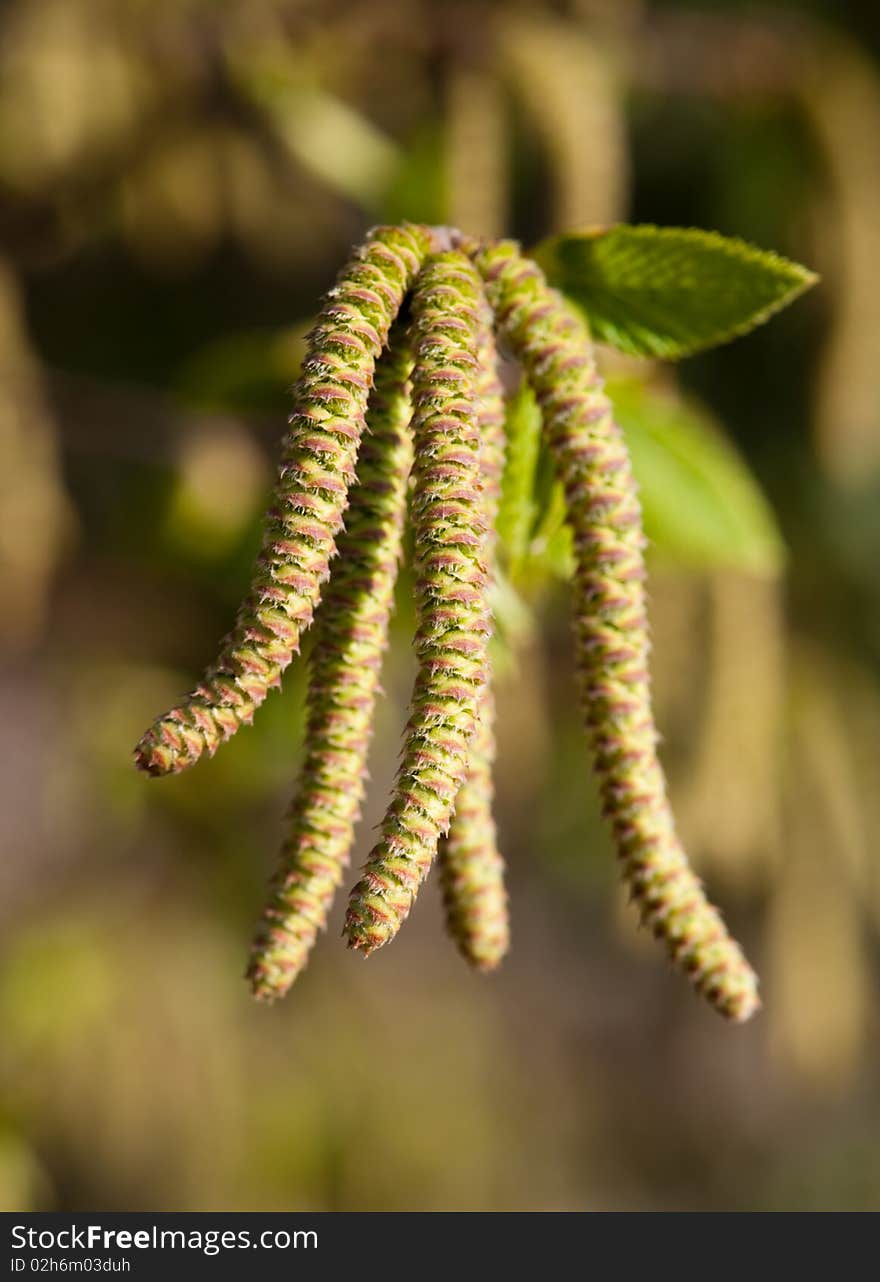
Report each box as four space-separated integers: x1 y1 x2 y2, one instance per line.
247 327 414 999
474 239 759 1022
438 685 508 969
345 251 491 955
133 223 431 777
437 302 510 971
125 218 805 1018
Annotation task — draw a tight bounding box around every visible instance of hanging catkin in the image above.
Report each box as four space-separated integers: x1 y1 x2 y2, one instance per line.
345 250 491 955
134 223 431 777
247 326 414 999
474 238 759 1022
437 299 510 971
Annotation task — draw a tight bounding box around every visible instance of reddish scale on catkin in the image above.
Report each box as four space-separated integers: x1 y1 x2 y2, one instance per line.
437 304 510 970
344 251 491 955
247 330 415 1000
474 239 759 1022
132 223 432 777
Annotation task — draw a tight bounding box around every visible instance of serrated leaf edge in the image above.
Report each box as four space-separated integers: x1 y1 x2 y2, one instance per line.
533 223 819 359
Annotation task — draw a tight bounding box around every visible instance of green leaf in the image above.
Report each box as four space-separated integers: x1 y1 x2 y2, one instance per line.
497 377 785 581
609 376 786 577
528 464 575 581
497 379 543 573
532 224 817 358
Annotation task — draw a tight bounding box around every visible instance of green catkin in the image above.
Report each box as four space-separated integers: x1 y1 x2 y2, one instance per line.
437 305 510 970
133 222 431 777
438 685 508 969
473 238 760 1022
344 251 491 955
246 328 415 1000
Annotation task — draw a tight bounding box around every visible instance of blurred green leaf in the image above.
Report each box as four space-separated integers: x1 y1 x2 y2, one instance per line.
382 123 449 228
610 376 786 576
533 224 817 358
488 568 535 675
229 54 400 211
528 459 575 581
176 328 307 415
497 384 578 584
497 379 542 573
499 376 784 579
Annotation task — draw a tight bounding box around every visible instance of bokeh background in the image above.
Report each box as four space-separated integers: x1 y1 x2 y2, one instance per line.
1 0 879 1212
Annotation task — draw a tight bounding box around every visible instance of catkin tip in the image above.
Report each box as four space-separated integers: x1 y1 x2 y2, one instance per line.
248 975 281 1004
714 977 761 1024
343 898 393 955
133 732 176 777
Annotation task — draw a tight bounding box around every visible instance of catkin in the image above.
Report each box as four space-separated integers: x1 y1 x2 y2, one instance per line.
345 251 491 955
133 223 431 777
438 685 508 969
474 238 759 1022
437 302 510 970
247 327 414 999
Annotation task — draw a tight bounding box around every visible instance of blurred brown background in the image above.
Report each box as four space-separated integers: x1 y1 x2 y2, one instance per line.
1 0 879 1212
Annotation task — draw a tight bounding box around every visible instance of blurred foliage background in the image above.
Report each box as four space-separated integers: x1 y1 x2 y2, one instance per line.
1 0 879 1212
